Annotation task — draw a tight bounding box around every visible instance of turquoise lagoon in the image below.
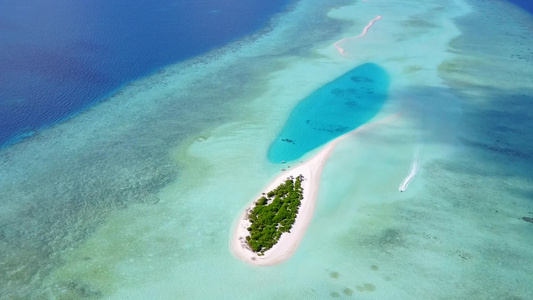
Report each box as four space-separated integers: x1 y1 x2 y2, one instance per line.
268 63 389 163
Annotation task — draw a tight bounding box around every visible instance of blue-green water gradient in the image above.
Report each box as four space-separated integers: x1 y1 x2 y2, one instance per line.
268 63 390 163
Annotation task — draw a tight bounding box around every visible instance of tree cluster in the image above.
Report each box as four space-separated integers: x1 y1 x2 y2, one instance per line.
246 175 304 255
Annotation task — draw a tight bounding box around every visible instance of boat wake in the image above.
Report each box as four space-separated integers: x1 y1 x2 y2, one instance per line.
399 147 420 192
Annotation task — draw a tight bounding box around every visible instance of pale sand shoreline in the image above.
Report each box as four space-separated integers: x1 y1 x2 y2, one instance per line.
333 15 382 56
230 114 399 266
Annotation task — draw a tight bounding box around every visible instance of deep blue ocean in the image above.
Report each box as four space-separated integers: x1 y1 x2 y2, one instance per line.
0 0 290 148
0 0 530 150
508 0 533 13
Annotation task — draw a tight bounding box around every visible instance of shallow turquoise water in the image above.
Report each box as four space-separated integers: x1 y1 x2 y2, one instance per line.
1 0 532 298
267 63 389 163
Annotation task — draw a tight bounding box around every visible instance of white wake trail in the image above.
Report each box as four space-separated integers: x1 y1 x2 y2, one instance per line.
399 147 420 192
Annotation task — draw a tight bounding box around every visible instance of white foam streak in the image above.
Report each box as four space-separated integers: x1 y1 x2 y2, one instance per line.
399 147 420 192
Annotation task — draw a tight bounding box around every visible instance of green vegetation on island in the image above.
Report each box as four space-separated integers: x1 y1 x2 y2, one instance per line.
246 175 304 255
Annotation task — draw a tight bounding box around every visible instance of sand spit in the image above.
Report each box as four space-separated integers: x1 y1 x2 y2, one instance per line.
231 114 399 266
334 15 382 56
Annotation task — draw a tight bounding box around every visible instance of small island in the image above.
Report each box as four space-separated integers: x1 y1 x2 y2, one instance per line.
246 175 304 254
231 114 399 265
230 139 335 265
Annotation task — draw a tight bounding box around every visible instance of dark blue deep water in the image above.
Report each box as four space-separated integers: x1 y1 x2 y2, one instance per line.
268 63 389 163
507 0 533 13
0 0 290 148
